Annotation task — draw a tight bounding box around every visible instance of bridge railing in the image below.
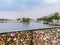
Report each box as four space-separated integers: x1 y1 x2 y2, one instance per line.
0 27 60 45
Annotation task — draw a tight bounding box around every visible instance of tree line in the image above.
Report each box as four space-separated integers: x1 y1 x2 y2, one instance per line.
16 18 31 23
37 12 60 22
16 12 60 23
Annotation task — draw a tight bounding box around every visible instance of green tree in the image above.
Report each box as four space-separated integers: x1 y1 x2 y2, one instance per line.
39 12 60 22
16 18 21 22
53 12 59 19
22 18 31 23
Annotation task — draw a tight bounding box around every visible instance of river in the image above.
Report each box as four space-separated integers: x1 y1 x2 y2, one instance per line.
0 22 59 33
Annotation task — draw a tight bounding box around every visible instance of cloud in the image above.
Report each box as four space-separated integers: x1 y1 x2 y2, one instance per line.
0 0 59 11
43 0 58 4
0 4 59 19
0 0 59 19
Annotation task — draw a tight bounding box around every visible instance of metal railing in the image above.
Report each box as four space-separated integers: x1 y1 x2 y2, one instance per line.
0 27 60 45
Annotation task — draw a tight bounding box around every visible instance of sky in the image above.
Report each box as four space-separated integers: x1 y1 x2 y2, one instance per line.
0 0 60 19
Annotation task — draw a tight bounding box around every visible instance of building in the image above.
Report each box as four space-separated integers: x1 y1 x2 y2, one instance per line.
0 19 16 23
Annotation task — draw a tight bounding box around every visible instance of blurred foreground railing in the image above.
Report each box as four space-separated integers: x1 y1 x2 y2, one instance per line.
0 27 60 45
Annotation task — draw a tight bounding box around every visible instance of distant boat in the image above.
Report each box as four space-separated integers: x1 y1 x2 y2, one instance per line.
43 21 60 26
43 21 49 24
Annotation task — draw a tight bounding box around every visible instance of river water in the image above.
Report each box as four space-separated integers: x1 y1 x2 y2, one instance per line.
0 22 58 33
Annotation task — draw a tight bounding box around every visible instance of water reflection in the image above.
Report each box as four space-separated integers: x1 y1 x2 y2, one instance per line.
0 22 54 33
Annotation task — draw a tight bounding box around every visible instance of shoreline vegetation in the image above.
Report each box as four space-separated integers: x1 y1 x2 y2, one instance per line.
0 18 31 23
0 12 60 26
37 12 60 26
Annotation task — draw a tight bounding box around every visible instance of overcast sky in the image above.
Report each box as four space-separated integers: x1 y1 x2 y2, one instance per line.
0 0 60 19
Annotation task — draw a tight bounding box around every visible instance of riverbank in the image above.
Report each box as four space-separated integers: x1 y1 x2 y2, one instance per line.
43 21 60 26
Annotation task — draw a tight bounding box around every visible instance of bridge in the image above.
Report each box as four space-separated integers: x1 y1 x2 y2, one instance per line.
0 27 60 45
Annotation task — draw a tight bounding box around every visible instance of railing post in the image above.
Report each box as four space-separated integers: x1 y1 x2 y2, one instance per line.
30 30 33 45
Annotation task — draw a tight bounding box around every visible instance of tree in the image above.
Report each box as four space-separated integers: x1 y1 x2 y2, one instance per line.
38 12 60 22
53 12 59 19
16 18 21 22
22 18 31 23
37 18 40 20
